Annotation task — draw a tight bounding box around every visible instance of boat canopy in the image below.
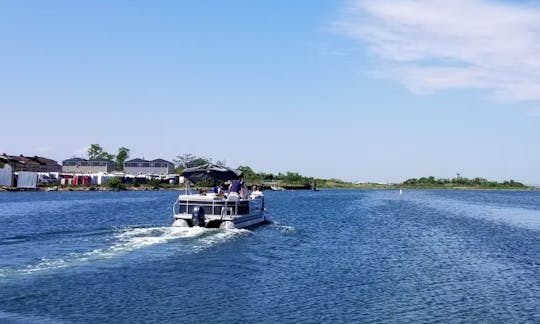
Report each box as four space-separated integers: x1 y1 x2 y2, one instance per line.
181 164 242 183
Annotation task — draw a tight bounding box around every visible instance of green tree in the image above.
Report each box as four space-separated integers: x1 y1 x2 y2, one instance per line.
262 173 274 180
284 172 303 183
87 144 104 159
106 177 125 191
148 178 161 189
99 152 115 161
174 154 210 172
115 147 130 171
238 166 255 178
87 144 115 161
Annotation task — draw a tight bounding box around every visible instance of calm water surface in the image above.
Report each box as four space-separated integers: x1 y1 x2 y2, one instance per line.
0 190 539 323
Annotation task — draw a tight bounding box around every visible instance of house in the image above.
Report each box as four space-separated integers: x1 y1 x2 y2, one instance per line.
62 157 116 173
0 154 61 172
124 158 175 175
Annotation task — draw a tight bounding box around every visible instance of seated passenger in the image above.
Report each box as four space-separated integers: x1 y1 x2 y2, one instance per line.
250 185 264 199
215 186 226 198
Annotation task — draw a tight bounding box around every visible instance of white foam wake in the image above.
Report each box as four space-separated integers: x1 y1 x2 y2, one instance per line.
270 222 296 233
105 226 208 256
0 226 248 278
107 226 248 255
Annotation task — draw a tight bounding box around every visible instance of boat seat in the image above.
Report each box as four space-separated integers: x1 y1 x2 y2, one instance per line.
178 194 220 201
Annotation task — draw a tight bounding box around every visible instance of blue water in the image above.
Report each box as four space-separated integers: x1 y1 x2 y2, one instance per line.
0 190 539 323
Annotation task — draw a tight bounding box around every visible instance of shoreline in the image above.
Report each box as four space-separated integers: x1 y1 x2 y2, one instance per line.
1 185 537 192
0 186 183 192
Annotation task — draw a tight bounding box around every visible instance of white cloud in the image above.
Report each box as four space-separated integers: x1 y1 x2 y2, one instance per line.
336 0 540 101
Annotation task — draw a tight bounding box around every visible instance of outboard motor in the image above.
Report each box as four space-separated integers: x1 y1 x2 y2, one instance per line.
191 206 206 227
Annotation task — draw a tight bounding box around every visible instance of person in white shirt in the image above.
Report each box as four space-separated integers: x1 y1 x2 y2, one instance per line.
250 185 263 199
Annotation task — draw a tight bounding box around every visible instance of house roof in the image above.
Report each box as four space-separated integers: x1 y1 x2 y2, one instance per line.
89 158 115 163
62 157 115 163
125 158 173 165
38 157 59 165
125 158 148 163
26 156 60 166
151 158 173 165
63 157 87 163
2 154 60 166
0 155 20 164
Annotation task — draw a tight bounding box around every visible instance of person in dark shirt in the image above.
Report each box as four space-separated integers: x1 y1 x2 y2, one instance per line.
229 179 241 193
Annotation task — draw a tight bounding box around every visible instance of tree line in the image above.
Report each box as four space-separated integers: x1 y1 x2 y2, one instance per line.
173 154 326 186
84 147 527 189
401 175 526 188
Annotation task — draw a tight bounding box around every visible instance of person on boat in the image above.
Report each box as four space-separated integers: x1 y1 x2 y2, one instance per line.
214 185 226 198
229 179 241 194
239 179 249 199
199 188 207 196
250 185 263 199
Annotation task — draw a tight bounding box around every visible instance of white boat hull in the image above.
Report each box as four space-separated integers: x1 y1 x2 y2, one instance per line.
172 211 268 229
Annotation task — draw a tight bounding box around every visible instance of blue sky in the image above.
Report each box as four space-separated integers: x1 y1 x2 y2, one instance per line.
1 0 539 183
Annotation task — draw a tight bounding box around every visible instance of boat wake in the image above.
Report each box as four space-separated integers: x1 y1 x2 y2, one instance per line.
375 190 540 231
418 196 540 231
270 222 296 233
0 226 249 279
109 226 249 255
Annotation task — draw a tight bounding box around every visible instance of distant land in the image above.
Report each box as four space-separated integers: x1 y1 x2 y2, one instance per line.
8 174 535 192
1 149 536 191
246 175 536 191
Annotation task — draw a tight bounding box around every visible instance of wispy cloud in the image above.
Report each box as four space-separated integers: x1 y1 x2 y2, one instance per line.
335 0 540 101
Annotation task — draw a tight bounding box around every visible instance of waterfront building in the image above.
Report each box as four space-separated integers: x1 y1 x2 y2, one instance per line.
0 154 61 172
62 157 116 173
124 158 175 175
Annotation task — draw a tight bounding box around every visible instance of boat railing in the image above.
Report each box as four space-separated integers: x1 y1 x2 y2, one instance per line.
172 196 180 215
222 195 239 218
173 193 242 217
249 196 264 213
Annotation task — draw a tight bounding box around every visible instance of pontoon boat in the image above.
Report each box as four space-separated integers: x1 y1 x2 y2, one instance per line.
172 164 268 229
